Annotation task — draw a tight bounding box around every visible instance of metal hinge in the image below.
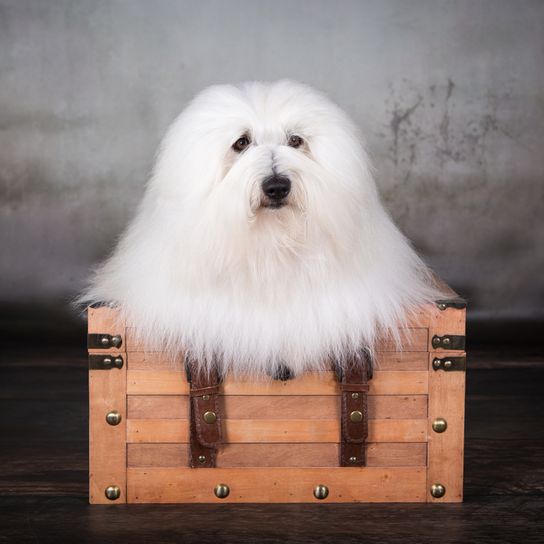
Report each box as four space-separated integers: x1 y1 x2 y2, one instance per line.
87 333 123 349
431 334 466 350
435 298 467 311
432 356 466 372
89 354 124 370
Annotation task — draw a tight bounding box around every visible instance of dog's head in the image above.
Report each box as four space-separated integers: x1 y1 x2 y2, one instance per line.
152 81 375 251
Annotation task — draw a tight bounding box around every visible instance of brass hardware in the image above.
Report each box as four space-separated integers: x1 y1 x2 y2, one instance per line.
105 411 122 426
314 484 329 500
432 335 466 350
202 394 210 401
350 410 363 423
432 418 448 433
203 411 217 424
435 299 467 310
349 456 357 464
430 483 446 498
351 392 359 399
89 354 124 370
88 333 123 349
432 356 466 372
198 455 206 464
214 484 230 499
105 485 121 500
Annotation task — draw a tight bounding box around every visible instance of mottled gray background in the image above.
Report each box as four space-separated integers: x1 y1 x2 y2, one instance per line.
1 0 543 339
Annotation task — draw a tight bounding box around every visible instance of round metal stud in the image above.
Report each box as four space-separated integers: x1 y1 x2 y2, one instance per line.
105 411 122 426
202 394 210 401
313 484 329 500
443 337 451 346
430 483 446 498
214 484 230 499
432 418 448 433
444 360 452 369
198 455 207 464
350 410 363 423
437 303 447 311
349 456 357 464
111 335 122 348
113 356 123 368
432 336 441 347
351 392 360 399
105 485 121 501
100 336 110 347
203 411 217 424
102 357 112 367
432 358 441 370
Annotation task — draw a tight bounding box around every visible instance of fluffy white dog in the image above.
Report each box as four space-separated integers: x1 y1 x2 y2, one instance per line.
80 80 444 377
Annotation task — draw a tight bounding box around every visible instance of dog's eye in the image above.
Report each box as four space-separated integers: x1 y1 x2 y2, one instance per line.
288 135 304 149
232 135 250 152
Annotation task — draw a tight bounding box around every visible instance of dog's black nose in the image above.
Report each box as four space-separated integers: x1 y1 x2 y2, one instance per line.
262 175 291 201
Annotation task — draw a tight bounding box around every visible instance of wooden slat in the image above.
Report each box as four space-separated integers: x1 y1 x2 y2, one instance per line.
126 418 427 444
127 370 428 396
127 442 427 468
127 467 427 503
127 394 427 420
126 350 428 371
126 328 428 353
427 306 466 503
88 306 127 504
376 328 428 352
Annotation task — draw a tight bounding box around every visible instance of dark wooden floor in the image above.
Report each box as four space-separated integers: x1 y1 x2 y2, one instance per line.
1 345 543 544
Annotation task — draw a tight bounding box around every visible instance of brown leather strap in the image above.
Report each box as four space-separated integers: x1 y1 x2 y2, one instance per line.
336 350 373 467
185 356 222 468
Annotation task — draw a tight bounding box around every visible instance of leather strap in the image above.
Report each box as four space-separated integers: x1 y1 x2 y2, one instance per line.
336 350 373 467
185 356 222 468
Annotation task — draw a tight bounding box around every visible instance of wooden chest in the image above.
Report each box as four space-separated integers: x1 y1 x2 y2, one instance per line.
87 297 466 504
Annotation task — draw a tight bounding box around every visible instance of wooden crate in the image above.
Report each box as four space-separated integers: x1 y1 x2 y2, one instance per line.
88 298 466 504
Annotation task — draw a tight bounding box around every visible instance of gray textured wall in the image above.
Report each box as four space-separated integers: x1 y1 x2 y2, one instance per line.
1 0 543 320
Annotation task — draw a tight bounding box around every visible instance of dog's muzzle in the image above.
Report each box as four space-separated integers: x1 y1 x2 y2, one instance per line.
261 175 291 208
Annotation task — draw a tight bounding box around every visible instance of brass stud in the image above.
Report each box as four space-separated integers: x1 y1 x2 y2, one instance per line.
349 456 357 464
203 411 217 424
351 392 359 399
105 485 121 500
113 356 123 368
444 360 452 369
432 418 448 433
198 455 206 464
313 484 329 500
105 411 122 426
214 484 230 499
430 483 446 498
202 394 210 401
350 410 363 423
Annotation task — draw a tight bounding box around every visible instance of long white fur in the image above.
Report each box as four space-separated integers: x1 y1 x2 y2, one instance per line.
78 80 445 377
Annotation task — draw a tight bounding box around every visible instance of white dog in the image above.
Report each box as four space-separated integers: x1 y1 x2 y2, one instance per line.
79 80 444 377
